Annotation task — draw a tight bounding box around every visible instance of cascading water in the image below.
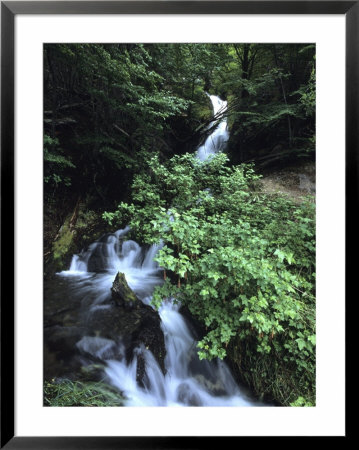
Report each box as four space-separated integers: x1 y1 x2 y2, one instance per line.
55 95 265 406
59 226 261 406
196 95 229 162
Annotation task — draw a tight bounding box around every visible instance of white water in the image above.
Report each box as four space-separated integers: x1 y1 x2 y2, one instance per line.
60 226 260 406
58 95 263 406
196 95 229 162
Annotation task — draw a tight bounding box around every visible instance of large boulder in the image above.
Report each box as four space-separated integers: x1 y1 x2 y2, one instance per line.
44 271 166 389
111 272 139 308
86 272 166 385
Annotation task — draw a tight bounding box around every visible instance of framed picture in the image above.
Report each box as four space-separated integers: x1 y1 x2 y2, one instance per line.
1 1 352 446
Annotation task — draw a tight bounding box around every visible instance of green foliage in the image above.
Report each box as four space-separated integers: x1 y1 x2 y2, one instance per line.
295 61 316 117
44 134 75 190
220 44 316 163
44 44 198 205
104 153 315 405
290 396 314 407
44 379 123 406
44 43 315 210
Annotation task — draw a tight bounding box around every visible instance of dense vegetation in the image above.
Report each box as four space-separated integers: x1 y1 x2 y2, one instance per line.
44 43 315 210
44 43 315 406
104 153 315 405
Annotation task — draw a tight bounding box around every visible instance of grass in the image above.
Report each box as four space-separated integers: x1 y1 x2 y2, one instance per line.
44 379 124 407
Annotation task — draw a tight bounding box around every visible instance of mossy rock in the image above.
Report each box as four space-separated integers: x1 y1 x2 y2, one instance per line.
49 216 78 273
53 224 74 261
111 272 139 308
45 202 111 278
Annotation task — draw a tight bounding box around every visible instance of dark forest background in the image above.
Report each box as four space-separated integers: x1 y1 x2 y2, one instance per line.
44 43 315 219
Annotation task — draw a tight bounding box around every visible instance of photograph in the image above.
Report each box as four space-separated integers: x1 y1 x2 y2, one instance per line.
2 1 351 444
43 42 316 408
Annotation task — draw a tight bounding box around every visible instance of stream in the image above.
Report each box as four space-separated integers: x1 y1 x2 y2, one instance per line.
46 95 265 406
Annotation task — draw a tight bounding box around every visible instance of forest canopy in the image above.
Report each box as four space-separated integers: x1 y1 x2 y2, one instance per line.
44 43 315 210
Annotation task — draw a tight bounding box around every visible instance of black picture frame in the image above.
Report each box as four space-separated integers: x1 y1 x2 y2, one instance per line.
1 1 353 447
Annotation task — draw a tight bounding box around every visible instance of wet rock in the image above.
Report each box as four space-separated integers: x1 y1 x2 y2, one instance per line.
44 325 87 380
179 304 207 340
86 241 110 273
44 277 83 328
44 203 110 279
86 273 166 384
76 336 118 360
44 271 166 388
87 302 166 384
176 382 202 406
112 272 139 309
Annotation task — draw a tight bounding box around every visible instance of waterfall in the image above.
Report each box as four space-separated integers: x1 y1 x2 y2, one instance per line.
56 95 265 406
196 95 229 162
59 225 261 406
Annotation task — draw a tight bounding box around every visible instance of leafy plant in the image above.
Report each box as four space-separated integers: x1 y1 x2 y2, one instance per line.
104 153 316 405
44 134 75 191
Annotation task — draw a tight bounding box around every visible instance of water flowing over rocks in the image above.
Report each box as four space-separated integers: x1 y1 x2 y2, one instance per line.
88 273 166 383
44 95 266 406
44 256 166 385
196 94 229 161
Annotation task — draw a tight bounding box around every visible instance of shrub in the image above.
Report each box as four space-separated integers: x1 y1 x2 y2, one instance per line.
104 153 315 405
